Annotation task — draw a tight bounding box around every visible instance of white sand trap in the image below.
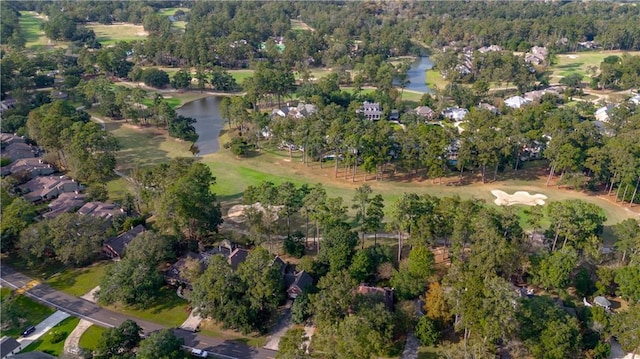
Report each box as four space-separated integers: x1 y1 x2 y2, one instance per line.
227 202 284 223
567 55 578 59
491 190 547 206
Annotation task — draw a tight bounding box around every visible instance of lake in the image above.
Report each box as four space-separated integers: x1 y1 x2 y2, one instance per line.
177 96 225 155
404 56 434 93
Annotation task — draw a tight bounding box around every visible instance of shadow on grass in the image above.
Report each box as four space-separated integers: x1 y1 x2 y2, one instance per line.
556 62 584 69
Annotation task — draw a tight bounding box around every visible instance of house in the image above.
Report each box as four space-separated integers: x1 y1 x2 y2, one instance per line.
356 284 394 311
441 107 468 121
165 252 204 287
0 158 54 178
42 192 86 219
77 201 125 221
593 296 611 310
578 41 600 50
504 96 532 109
524 46 548 65
477 103 500 114
357 101 383 121
228 248 249 270
1 142 38 162
1 336 21 358
628 94 640 105
103 224 146 259
18 176 81 203
414 106 436 120
11 352 57 359
594 105 615 122
271 103 318 120
478 45 502 54
285 270 313 299
0 133 24 146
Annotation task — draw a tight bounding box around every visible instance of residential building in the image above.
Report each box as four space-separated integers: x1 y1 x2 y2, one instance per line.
478 45 502 53
414 106 436 120
103 224 146 259
165 252 204 288
228 248 249 270
524 46 548 65
284 270 314 299
77 201 125 221
18 176 81 203
477 103 500 114
442 107 469 121
357 101 383 121
595 104 616 122
593 296 611 310
43 192 86 219
628 94 640 105
1 336 21 358
1 158 54 178
504 96 532 109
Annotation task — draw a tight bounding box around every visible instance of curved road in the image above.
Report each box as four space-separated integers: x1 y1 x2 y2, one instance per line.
0 265 276 359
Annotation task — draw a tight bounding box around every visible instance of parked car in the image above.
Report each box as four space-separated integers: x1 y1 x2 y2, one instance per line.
22 326 36 337
191 348 208 358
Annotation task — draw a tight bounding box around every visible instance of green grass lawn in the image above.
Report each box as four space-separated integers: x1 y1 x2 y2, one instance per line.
228 69 254 84
290 19 314 31
85 23 148 46
0 288 56 338
106 287 189 327
46 261 113 296
22 317 80 357
106 176 132 202
157 7 191 17
426 69 449 90
418 346 440 359
19 11 52 50
78 324 107 352
199 319 267 348
549 50 640 82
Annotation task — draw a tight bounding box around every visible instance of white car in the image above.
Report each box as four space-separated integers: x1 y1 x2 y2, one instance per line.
191 348 208 358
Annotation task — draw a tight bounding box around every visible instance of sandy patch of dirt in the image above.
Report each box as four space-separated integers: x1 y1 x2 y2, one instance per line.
491 189 547 206
227 202 284 223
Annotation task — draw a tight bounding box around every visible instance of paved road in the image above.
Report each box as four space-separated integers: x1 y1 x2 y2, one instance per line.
1 265 276 359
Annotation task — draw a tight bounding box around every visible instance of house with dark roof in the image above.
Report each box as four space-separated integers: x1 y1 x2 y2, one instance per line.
1 336 22 358
42 192 86 219
103 225 146 259
356 284 394 311
2 142 38 162
228 248 249 270
414 106 436 120
165 252 204 287
284 270 313 299
1 158 54 178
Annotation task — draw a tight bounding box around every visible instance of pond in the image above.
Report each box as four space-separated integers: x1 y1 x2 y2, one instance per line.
176 96 225 155
404 56 434 94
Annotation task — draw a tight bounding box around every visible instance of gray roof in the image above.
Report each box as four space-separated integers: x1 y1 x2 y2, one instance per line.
228 248 249 270
594 296 611 307
288 270 313 292
1 336 21 355
104 224 145 258
11 352 56 359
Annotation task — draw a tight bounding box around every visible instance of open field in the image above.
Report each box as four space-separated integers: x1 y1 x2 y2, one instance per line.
46 261 113 296
199 319 267 348
79 324 107 351
105 287 190 327
0 288 57 338
23 317 80 357
19 11 54 50
549 50 640 81
85 23 148 46
425 69 449 90
157 7 190 17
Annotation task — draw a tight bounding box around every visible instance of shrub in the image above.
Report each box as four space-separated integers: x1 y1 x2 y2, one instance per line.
50 331 67 343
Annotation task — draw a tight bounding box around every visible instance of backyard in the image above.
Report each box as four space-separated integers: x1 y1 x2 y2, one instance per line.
46 261 113 296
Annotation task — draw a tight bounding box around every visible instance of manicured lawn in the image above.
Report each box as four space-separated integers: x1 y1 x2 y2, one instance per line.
425 68 449 90
22 317 80 357
46 261 113 297
78 324 107 351
199 319 267 348
0 288 56 338
106 287 190 327
549 50 640 82
228 69 254 84
85 23 148 46
157 7 190 17
106 176 131 202
19 11 54 50
109 122 193 174
141 96 182 109
290 19 314 31
418 346 440 359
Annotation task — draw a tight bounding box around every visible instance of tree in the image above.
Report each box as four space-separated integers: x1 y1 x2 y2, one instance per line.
611 305 640 358
311 270 357 325
612 218 640 264
364 194 385 246
423 281 451 325
291 291 312 324
63 121 120 183
533 247 579 291
615 265 640 302
352 184 372 248
317 222 358 273
141 68 170 88
415 316 440 346
136 329 184 359
0 197 37 251
545 200 606 255
95 319 142 359
408 246 435 280
171 69 192 90
277 328 308 359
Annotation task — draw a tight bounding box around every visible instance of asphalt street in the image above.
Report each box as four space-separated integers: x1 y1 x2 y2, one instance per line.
0 265 276 359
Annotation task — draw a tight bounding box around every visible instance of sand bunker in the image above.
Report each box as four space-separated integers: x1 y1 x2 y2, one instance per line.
491 190 547 206
227 202 283 223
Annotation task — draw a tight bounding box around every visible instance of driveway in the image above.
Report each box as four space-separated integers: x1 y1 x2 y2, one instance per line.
17 310 71 348
1 265 277 359
263 300 293 350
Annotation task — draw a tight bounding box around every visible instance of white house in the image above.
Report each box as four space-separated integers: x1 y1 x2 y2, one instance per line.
504 96 532 109
442 107 469 121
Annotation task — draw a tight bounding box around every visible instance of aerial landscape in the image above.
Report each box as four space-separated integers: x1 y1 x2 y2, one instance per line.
1 1 640 358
